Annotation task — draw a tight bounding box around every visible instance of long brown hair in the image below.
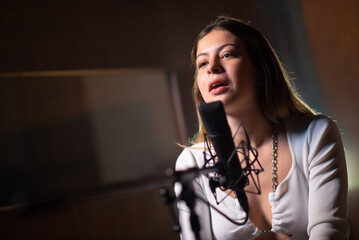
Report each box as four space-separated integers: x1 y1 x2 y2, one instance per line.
191 15 316 144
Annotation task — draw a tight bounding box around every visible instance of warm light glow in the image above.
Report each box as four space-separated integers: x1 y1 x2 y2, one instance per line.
346 147 359 192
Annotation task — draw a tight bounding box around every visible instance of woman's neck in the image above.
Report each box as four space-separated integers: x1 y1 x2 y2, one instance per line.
226 111 271 149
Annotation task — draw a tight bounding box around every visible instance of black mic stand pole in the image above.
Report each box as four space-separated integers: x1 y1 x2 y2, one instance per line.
172 166 217 240
180 180 201 240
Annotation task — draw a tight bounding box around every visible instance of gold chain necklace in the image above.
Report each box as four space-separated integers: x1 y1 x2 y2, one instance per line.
261 124 278 235
271 124 279 192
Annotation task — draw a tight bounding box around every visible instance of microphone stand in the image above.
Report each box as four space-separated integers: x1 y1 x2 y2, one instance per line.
179 180 201 240
169 163 251 239
169 166 217 240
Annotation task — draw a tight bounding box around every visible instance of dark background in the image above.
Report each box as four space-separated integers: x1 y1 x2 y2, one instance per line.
0 0 358 239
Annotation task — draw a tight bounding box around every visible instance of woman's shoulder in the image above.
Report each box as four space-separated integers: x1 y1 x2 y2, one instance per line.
286 114 339 136
285 114 343 151
175 143 207 171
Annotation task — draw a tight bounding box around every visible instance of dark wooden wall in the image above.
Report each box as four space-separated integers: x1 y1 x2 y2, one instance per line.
301 0 359 238
0 0 358 239
0 0 308 138
0 188 178 240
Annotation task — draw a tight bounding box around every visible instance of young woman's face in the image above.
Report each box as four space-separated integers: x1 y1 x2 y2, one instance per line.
195 29 259 115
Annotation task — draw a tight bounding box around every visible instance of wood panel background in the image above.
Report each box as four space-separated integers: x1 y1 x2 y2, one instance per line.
301 0 359 238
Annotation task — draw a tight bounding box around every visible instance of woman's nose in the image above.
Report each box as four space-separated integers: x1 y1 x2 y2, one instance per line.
207 60 223 74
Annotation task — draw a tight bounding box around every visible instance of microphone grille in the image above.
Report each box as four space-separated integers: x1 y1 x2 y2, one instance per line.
198 101 230 135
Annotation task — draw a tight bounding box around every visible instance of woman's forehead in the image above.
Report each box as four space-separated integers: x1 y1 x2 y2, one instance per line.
196 30 244 58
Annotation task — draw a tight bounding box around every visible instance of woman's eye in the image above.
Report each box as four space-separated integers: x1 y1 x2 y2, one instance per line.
198 61 207 68
222 53 231 58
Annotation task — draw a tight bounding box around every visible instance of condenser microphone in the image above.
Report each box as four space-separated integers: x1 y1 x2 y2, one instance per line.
198 101 248 214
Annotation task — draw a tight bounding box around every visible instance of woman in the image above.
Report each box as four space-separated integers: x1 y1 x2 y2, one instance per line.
174 16 350 239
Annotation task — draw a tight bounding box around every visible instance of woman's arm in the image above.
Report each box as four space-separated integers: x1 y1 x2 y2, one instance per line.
174 148 214 240
307 117 350 239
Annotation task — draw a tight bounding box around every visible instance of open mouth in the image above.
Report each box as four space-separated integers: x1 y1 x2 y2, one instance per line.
209 80 229 92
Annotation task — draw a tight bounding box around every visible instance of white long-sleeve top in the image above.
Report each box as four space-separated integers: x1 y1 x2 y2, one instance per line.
174 115 350 239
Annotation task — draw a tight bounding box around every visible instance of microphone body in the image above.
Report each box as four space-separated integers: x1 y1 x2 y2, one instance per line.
198 101 248 213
